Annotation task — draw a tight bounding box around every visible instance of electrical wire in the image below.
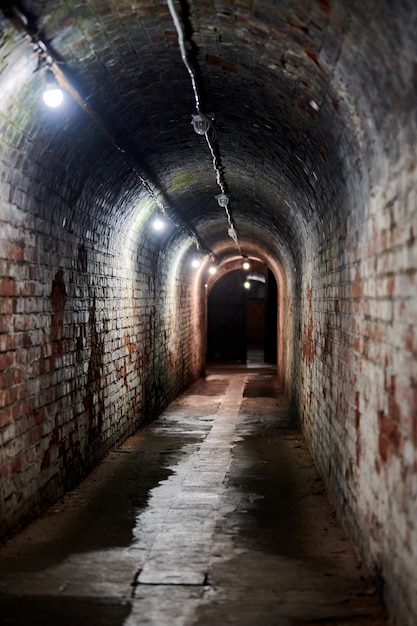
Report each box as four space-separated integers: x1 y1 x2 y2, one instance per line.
205 132 225 194
167 0 200 112
167 0 240 250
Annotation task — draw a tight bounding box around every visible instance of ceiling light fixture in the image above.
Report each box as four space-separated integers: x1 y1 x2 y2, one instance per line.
191 112 211 135
42 69 64 107
208 266 217 275
247 273 266 284
191 258 201 269
153 217 165 231
216 193 229 207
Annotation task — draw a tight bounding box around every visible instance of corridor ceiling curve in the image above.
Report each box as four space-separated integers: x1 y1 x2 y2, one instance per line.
0 0 414 267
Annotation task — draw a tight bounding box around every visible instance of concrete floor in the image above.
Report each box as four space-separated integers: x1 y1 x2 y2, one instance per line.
0 365 387 625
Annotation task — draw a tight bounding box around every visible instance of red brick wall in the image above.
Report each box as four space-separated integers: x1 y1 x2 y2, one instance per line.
296 161 417 623
0 194 204 538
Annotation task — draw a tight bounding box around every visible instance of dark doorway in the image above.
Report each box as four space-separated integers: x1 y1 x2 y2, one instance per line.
207 267 278 363
207 270 247 362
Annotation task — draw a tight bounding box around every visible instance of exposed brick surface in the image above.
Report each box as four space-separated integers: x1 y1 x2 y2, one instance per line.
1 1 417 625
296 159 417 625
0 183 204 534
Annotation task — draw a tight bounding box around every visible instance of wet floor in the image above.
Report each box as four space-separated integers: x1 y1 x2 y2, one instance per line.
0 365 387 625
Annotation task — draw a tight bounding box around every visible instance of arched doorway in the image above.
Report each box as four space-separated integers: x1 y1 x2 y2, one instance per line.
207 266 278 364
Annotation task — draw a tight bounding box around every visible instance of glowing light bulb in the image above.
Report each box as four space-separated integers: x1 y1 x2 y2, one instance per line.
242 261 250 270
244 281 250 289
43 70 63 108
209 266 217 275
153 218 164 231
191 259 200 269
43 87 63 107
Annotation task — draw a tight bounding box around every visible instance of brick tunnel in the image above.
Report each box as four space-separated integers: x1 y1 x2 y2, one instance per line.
0 1 416 624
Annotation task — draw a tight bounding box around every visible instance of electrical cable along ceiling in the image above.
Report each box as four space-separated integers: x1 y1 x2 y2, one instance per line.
166 0 240 250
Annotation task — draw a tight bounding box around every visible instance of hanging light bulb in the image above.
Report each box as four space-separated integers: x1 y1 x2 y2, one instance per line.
153 217 164 231
242 260 250 271
43 70 63 108
191 258 201 269
244 281 250 289
208 266 217 275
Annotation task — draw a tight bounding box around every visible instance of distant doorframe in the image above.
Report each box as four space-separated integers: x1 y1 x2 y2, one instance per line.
206 267 277 364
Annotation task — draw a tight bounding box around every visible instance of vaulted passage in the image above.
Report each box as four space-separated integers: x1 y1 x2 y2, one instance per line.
0 2 416 625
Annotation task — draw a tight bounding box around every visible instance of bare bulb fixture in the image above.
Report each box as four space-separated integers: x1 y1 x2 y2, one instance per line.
43 70 63 108
244 281 250 289
208 266 217 275
153 218 164 231
242 261 250 271
191 259 201 269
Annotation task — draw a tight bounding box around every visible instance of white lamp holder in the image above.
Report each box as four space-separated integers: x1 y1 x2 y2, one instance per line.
216 193 229 208
191 113 212 135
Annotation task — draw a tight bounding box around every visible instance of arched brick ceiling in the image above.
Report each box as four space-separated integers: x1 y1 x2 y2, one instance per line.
1 0 414 268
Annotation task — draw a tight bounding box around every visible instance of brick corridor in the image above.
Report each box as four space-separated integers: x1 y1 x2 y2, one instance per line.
0 365 386 625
